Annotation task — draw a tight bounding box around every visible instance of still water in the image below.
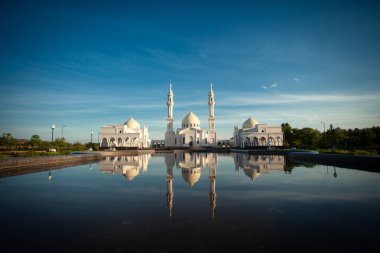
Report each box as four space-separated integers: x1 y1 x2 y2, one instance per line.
1 152 379 253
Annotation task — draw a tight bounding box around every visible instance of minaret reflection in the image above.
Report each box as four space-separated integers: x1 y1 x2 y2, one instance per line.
208 153 217 220
165 153 175 219
48 170 52 181
232 153 285 181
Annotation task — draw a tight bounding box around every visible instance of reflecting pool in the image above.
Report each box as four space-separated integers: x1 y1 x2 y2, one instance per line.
1 152 380 252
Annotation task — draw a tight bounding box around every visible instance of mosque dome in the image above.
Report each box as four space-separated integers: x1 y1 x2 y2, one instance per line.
124 117 140 129
181 168 201 187
182 111 200 128
242 117 259 129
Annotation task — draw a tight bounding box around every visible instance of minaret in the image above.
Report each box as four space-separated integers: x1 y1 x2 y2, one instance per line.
208 82 216 145
167 81 174 131
165 81 175 147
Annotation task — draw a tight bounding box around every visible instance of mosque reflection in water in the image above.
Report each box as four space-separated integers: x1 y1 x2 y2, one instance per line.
98 152 289 219
232 153 287 181
99 154 150 180
164 152 218 219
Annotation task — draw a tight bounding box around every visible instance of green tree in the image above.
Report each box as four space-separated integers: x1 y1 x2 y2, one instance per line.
0 133 17 149
72 142 86 151
332 127 348 148
298 127 322 149
29 135 42 148
281 123 294 147
53 138 70 148
359 128 375 147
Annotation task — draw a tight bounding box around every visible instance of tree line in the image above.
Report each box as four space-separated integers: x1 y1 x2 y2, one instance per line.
281 123 380 150
0 133 97 151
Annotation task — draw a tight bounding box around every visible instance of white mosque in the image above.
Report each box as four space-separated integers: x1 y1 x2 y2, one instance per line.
100 117 150 149
231 116 284 148
164 82 217 147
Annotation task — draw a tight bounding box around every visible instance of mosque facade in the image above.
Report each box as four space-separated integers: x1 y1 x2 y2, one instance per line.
164 82 217 147
99 117 150 149
231 117 284 148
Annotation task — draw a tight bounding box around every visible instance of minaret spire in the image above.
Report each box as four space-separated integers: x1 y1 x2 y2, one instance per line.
165 80 175 147
166 80 174 128
207 81 216 145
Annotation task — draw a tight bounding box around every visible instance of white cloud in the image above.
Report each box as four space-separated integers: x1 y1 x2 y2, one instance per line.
262 85 268 89
294 77 300 82
271 82 278 87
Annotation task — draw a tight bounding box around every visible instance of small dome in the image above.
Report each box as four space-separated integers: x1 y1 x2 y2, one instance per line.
182 111 200 128
242 117 259 129
124 117 140 129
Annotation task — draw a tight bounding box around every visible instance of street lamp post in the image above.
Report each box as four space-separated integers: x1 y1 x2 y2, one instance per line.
320 121 326 141
330 124 334 149
91 131 94 149
51 123 55 144
61 125 66 139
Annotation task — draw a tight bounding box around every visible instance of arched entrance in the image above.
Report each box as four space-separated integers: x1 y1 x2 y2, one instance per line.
189 136 194 147
110 138 116 147
101 138 108 147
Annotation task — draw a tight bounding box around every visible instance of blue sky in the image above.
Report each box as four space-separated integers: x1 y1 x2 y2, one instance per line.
1 0 379 142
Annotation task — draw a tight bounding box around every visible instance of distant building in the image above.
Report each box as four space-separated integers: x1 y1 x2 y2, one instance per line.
231 117 284 148
164 81 217 147
100 117 150 148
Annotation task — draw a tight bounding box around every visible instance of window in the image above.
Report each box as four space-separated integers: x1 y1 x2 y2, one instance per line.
119 130 122 133
175 138 177 144
205 139 207 144
183 137 185 144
